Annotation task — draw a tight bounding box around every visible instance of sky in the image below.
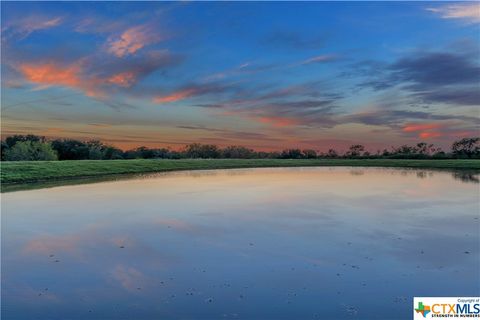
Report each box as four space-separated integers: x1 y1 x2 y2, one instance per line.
1 1 479 152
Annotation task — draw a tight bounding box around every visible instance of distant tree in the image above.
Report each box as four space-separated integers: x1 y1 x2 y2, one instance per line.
5 134 45 148
134 146 156 159
381 149 391 157
326 149 338 158
346 144 365 157
302 149 317 159
103 146 124 159
4 141 57 161
184 143 221 158
280 149 303 159
86 140 108 160
392 144 417 155
1 141 9 161
451 137 480 158
222 146 255 159
51 139 89 160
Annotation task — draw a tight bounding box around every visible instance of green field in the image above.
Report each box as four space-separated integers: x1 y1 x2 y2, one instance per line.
2 159 479 190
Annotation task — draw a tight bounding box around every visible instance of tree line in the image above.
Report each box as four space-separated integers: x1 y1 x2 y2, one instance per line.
1 134 479 161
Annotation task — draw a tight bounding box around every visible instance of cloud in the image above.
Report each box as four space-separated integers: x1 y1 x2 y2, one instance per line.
257 116 299 127
419 131 443 139
411 87 480 106
390 52 480 88
357 50 480 106
2 16 63 41
107 72 136 87
427 3 480 24
16 50 181 102
402 123 443 133
344 109 479 128
300 55 338 65
402 122 445 139
152 83 232 104
220 99 339 128
107 25 163 57
176 125 282 141
153 88 197 103
18 61 94 94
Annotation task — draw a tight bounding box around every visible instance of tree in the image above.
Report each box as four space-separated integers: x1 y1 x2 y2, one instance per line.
326 149 338 158
1 141 8 161
51 139 89 160
451 137 480 158
222 146 255 159
185 143 221 158
5 134 45 148
302 149 317 159
346 144 365 157
4 141 58 161
103 146 124 159
280 149 303 159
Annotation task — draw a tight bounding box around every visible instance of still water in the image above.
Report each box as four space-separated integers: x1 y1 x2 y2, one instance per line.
2 167 479 319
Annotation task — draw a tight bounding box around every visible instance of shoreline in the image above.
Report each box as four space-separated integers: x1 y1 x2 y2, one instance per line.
2 159 479 192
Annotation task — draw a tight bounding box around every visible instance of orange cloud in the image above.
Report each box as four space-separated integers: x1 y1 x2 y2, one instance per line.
403 123 448 139
19 63 81 88
107 25 161 57
153 89 196 103
17 61 140 98
107 72 136 87
18 61 105 97
257 116 298 127
402 123 442 132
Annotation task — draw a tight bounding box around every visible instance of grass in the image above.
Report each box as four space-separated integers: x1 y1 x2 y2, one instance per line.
2 158 479 189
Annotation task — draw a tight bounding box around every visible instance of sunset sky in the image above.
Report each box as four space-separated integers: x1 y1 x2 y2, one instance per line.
1 2 479 151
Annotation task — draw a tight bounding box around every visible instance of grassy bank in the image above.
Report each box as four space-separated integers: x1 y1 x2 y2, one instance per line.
2 158 480 186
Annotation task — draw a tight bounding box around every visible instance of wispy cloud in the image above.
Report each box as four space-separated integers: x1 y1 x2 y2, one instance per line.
300 54 338 65
153 88 196 103
152 83 231 104
427 3 480 24
2 15 63 41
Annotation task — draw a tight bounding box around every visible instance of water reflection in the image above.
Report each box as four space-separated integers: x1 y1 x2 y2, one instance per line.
2 167 479 319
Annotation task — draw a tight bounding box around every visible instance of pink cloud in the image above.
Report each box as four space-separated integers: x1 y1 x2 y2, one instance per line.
107 71 136 87
107 25 162 57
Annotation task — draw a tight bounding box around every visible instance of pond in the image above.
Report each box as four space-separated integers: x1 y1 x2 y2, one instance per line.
2 167 479 319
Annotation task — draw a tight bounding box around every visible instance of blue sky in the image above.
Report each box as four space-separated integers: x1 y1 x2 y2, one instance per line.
1 1 479 151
